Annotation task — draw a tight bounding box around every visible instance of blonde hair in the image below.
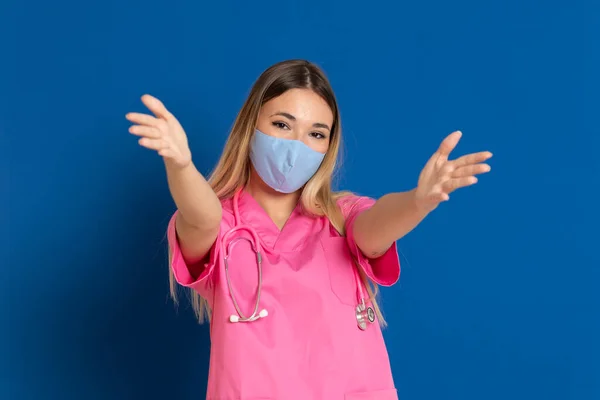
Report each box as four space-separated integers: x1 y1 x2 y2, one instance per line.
168 59 386 327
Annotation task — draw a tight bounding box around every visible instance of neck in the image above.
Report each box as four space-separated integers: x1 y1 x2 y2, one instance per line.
246 169 301 230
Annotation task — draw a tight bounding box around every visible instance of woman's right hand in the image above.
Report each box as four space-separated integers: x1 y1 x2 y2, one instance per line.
126 94 192 169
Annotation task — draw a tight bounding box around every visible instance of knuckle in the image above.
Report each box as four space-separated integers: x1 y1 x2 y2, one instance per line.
163 136 174 149
157 120 169 133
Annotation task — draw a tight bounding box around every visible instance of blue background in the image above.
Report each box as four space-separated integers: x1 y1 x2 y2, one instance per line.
2 0 598 399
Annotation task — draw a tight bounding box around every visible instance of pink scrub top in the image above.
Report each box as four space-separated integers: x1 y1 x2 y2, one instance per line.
168 190 401 399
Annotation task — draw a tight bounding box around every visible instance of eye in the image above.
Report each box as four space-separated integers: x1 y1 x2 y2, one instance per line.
272 121 290 130
310 132 327 140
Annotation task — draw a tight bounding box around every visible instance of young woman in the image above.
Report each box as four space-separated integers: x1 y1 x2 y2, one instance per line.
126 59 492 399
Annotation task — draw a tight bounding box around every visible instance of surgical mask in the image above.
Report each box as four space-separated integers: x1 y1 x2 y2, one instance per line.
249 129 325 193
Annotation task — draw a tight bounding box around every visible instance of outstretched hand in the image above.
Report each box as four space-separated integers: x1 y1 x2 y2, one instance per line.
126 94 192 169
414 131 492 213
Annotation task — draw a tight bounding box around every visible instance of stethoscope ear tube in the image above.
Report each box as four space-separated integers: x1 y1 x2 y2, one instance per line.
224 233 265 323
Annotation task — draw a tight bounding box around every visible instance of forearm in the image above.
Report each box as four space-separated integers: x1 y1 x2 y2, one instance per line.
165 160 222 229
353 189 429 257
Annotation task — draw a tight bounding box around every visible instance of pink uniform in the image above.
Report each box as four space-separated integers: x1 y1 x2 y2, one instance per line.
168 189 401 399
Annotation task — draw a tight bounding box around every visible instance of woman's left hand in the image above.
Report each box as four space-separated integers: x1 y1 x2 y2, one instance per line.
414 131 493 213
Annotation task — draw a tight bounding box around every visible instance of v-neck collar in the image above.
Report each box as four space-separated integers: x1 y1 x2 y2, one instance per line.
235 190 319 251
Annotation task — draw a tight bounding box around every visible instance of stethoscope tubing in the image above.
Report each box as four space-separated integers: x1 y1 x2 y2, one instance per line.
223 188 373 326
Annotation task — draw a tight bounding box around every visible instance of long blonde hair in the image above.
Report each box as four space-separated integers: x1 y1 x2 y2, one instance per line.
169 59 387 327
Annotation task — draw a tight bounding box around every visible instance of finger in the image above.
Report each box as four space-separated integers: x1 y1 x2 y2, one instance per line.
450 151 493 168
436 131 462 161
125 112 160 127
427 191 449 203
451 163 491 178
441 176 478 193
138 137 169 151
129 125 162 139
141 94 173 120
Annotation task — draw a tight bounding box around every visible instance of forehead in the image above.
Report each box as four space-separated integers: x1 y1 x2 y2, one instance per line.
261 89 334 124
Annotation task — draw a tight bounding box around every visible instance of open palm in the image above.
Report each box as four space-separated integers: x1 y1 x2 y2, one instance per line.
415 131 492 212
125 94 192 169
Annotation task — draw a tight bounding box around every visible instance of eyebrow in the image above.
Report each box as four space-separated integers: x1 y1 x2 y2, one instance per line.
270 112 331 131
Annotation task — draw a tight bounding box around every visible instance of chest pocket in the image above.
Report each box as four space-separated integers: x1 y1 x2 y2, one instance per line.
320 231 359 307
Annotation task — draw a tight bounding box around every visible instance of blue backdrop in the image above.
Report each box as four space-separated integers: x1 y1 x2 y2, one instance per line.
3 0 598 399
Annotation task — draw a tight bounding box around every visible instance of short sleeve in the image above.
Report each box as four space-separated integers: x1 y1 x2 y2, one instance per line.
167 210 222 293
338 195 401 287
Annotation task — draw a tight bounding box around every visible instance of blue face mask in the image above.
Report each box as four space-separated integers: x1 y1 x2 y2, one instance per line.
249 129 326 193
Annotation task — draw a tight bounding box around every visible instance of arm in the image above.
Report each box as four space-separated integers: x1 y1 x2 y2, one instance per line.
165 160 222 268
353 189 427 258
353 130 493 259
126 94 222 274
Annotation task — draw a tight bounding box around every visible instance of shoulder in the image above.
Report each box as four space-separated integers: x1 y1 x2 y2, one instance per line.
334 192 376 219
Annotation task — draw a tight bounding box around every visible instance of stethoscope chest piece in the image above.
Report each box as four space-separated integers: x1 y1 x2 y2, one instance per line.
356 302 376 331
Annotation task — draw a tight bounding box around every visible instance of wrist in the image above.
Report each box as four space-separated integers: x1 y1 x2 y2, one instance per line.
164 157 193 174
410 188 432 216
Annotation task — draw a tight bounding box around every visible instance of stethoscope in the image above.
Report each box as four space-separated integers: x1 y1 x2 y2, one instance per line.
223 189 376 330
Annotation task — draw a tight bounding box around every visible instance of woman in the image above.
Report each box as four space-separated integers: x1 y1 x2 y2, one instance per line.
126 59 492 399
